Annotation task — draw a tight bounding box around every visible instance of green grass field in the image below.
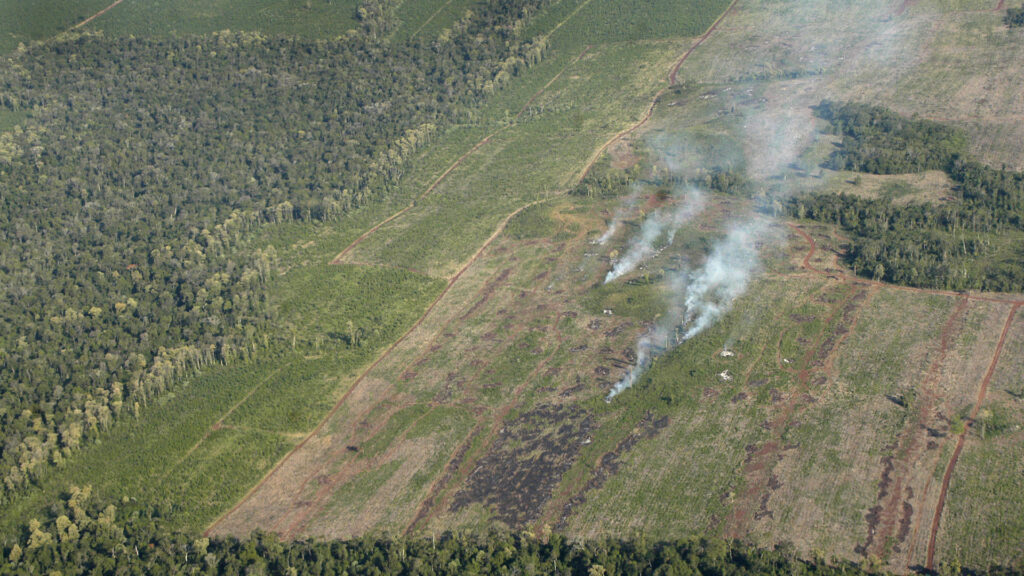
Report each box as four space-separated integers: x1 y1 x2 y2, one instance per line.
80 0 359 38
0 0 359 53
391 0 479 43
0 0 111 52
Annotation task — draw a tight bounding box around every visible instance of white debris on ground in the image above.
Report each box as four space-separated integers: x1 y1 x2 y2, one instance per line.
718 370 733 382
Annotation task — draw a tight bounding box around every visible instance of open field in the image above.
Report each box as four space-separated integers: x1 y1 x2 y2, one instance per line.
0 0 112 52
0 0 359 53
391 0 479 43
77 0 360 38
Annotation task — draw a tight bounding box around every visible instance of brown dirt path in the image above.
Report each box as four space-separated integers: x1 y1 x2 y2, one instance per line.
789 223 1024 568
575 0 741 185
925 302 1021 570
72 0 125 29
857 297 969 559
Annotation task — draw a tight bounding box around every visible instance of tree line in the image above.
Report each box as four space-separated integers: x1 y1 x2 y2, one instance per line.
0 486 970 576
789 101 1024 292
0 0 551 504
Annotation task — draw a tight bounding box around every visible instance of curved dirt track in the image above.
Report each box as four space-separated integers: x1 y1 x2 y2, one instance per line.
576 0 741 184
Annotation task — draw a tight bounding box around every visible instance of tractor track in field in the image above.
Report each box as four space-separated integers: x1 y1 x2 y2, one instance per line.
205 201 541 537
925 302 1021 570
788 223 1024 568
576 0 740 184
330 45 590 266
72 0 125 29
724 283 869 536
856 297 969 560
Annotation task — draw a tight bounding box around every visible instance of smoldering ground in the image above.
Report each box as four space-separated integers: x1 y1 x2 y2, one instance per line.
600 0 916 398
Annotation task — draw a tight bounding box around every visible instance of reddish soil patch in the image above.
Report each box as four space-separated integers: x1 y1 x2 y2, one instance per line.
856 297 969 559
459 268 512 321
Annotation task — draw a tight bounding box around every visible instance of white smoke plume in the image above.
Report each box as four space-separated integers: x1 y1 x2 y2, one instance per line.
603 187 705 283
606 219 770 400
595 184 643 245
595 219 620 246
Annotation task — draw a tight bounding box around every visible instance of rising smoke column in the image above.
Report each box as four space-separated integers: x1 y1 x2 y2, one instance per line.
603 187 705 283
603 0 919 400
606 219 770 400
595 183 644 245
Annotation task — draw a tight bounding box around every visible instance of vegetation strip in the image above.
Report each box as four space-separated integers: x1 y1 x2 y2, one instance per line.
859 298 969 559
330 45 592 266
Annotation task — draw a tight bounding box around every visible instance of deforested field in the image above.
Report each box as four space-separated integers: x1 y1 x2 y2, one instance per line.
2 0 1024 574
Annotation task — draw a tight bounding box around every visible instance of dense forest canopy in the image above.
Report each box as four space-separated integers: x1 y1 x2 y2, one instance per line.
0 485 903 576
0 0 551 503
789 101 1024 291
